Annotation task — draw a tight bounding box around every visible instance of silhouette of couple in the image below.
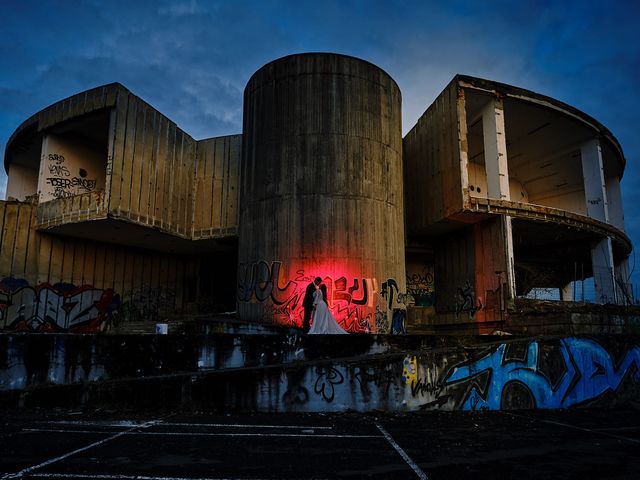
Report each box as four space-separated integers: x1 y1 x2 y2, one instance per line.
302 277 348 335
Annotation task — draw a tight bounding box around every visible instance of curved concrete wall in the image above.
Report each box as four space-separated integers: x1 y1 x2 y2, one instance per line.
238 54 405 332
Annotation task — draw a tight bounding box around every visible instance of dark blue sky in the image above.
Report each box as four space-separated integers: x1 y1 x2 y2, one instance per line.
2 0 639 285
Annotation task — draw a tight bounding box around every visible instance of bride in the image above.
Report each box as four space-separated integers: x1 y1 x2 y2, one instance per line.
308 284 348 335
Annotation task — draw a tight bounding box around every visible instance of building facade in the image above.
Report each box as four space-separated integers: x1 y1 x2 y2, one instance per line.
1 54 632 333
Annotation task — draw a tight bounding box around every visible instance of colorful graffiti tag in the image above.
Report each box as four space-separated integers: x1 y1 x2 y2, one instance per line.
443 338 640 410
0 277 120 332
237 261 402 333
406 265 434 307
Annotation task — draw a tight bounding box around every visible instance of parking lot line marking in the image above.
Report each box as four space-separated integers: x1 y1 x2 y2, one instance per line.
592 426 640 432
17 474 274 480
504 412 640 445
45 420 150 428
23 428 380 439
45 421 333 430
0 419 163 480
163 422 334 430
375 423 428 480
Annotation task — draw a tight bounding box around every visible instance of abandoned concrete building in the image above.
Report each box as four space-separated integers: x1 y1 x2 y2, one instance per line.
0 53 632 333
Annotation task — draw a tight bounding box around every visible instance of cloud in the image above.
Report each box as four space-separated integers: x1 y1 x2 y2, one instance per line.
158 0 204 17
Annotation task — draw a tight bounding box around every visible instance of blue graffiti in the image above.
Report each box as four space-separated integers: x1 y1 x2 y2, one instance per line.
443 338 640 410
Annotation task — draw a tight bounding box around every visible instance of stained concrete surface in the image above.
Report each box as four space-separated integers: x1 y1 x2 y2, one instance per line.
1 408 639 479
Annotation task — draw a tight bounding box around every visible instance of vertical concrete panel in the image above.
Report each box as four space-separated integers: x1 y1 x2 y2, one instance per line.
93 244 106 288
61 239 75 284
37 231 53 285
49 236 65 283
193 141 206 234
191 135 241 237
482 98 510 200
126 99 145 218
5 164 38 201
0 204 18 278
434 226 475 318
238 54 405 332
472 217 511 326
581 139 609 223
119 94 138 216
164 122 177 228
71 240 85 286
403 79 464 233
113 247 125 296
12 205 32 279
581 139 616 303
131 105 154 219
183 137 196 235
605 176 625 231
82 243 96 286
153 116 168 227
109 91 129 212
144 109 158 224
174 133 186 232
226 135 241 230
24 206 38 284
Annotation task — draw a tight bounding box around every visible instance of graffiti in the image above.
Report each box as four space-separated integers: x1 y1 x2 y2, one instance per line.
379 279 412 334
48 164 70 176
402 355 417 385
374 299 389 333
42 152 98 199
381 279 400 310
52 188 74 199
443 338 640 410
46 177 97 191
391 309 406 334
114 286 176 324
406 267 435 307
454 280 483 318
0 277 120 332
353 367 394 396
410 377 443 398
391 293 411 335
238 261 380 332
314 366 344 402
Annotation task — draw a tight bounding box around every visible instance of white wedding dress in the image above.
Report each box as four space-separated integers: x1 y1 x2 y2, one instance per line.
308 290 348 335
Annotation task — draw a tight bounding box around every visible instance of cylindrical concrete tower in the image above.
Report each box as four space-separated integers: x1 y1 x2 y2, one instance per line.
237 53 405 333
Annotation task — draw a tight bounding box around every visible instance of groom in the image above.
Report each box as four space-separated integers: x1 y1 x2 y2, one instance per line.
302 276 322 333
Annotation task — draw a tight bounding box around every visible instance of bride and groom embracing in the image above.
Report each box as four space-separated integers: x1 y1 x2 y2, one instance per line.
302 277 348 335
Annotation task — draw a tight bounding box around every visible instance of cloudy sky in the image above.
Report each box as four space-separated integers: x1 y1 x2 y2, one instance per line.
1 0 639 286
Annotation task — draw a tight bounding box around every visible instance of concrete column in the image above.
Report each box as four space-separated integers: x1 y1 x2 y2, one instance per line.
560 283 573 302
615 258 633 304
482 98 510 201
581 139 616 304
581 139 609 222
605 176 625 231
592 239 617 304
482 99 515 299
502 216 516 300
